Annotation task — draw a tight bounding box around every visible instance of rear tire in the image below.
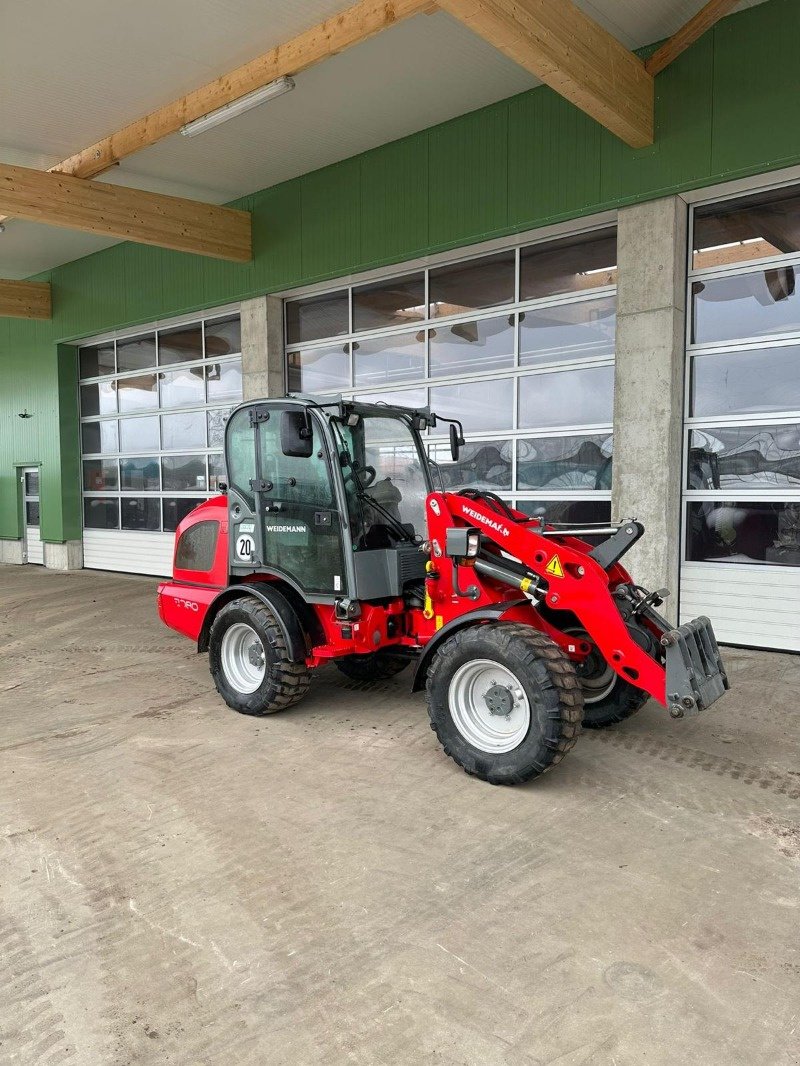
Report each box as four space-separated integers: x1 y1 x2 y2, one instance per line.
581 678 649 729
209 599 311 715
426 623 583 786
334 651 411 682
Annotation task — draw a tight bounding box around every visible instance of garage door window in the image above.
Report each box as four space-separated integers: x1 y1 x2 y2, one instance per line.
285 226 616 522
79 312 241 541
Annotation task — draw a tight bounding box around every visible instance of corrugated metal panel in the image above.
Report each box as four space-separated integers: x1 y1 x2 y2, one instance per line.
83 530 173 576
300 157 361 282
711 0 800 176
428 101 509 248
359 132 429 268
680 563 800 651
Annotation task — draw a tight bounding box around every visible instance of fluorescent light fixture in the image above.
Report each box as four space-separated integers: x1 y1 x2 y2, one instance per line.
180 76 295 137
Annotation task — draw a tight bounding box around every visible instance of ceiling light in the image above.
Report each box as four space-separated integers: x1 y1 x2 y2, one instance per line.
180 76 295 138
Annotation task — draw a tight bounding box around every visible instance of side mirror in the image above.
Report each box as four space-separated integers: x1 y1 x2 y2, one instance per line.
280 409 314 458
449 422 463 463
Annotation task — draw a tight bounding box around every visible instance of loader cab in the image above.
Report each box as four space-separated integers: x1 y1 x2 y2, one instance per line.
224 397 434 602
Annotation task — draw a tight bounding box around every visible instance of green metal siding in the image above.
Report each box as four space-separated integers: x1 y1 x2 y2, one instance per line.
1 0 799 544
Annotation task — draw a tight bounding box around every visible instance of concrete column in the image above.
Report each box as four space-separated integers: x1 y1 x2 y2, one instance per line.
44 540 84 571
241 295 285 401
0 539 24 564
612 196 688 621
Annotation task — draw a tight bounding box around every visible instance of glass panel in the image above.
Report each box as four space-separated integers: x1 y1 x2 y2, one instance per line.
83 459 118 491
429 252 515 318
208 453 227 491
121 497 161 531
519 365 614 430
693 187 800 270
285 290 349 345
226 408 256 507
84 497 119 529
691 269 800 345
517 434 613 491
119 415 160 452
79 343 115 379
515 498 612 526
80 381 116 417
175 520 219 571
430 378 514 432
162 455 207 491
287 343 350 393
118 373 158 413
520 230 617 300
24 470 39 496
120 457 160 491
354 387 428 410
690 344 800 417
353 274 426 331
427 439 512 492
25 501 40 526
519 296 616 365
81 420 118 455
353 330 424 387
208 407 233 448
158 323 203 366
686 500 800 566
206 358 242 402
163 498 206 533
429 315 513 377
204 316 241 357
687 424 800 490
159 366 205 408
117 333 156 372
162 411 206 450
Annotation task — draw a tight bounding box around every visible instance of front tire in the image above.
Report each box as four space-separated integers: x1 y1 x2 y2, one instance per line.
209 599 311 716
568 627 650 729
426 623 583 785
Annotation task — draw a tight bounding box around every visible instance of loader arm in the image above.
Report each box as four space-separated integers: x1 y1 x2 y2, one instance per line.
425 491 726 713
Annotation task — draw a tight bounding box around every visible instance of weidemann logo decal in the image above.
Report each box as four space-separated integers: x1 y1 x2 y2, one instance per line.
265 524 307 534
460 505 511 538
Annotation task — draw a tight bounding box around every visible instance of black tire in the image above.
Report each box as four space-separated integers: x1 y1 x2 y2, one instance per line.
581 678 649 729
208 598 311 716
426 623 583 786
333 651 411 682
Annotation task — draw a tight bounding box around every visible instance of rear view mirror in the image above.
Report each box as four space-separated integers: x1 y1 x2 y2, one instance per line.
281 409 314 458
449 422 461 462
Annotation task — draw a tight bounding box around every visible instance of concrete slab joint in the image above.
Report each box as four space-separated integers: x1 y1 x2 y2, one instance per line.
613 195 688 621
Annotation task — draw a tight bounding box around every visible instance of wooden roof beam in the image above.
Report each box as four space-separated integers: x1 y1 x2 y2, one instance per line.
435 0 653 148
0 279 51 319
646 0 739 77
0 164 251 262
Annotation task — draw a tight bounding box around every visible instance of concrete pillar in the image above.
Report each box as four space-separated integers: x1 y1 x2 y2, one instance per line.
612 196 688 621
241 295 284 401
0 539 24 564
44 540 84 571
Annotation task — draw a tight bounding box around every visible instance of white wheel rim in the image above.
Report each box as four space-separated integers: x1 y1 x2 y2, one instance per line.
220 622 266 694
448 659 531 754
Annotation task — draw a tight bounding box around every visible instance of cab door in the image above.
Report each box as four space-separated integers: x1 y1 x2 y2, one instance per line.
226 403 348 598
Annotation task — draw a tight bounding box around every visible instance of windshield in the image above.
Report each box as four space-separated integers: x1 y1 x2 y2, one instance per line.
335 414 430 549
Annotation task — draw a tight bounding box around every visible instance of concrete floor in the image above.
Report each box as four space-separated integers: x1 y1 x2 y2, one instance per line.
0 567 798 1066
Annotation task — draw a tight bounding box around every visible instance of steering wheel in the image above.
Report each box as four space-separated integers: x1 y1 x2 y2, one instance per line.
344 464 377 488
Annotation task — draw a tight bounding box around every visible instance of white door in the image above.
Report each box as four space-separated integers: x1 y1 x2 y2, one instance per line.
22 468 43 565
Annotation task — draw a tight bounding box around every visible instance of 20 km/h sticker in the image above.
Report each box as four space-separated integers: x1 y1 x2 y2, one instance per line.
545 554 564 579
236 534 254 560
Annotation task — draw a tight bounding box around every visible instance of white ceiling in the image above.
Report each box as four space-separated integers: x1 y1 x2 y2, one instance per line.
0 0 765 279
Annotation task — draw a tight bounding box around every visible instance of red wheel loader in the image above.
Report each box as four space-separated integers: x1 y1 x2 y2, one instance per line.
158 397 729 785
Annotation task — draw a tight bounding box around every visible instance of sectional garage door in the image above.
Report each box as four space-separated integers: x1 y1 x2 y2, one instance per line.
78 309 242 575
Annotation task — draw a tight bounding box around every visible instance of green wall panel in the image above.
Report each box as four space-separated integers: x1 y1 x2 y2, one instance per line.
428 101 509 248
2 0 800 546
712 0 800 176
359 132 429 267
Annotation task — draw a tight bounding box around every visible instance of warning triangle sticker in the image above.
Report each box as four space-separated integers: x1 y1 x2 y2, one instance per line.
544 554 564 579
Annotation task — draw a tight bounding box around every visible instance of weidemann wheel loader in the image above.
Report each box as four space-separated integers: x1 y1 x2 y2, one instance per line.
158 396 729 785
